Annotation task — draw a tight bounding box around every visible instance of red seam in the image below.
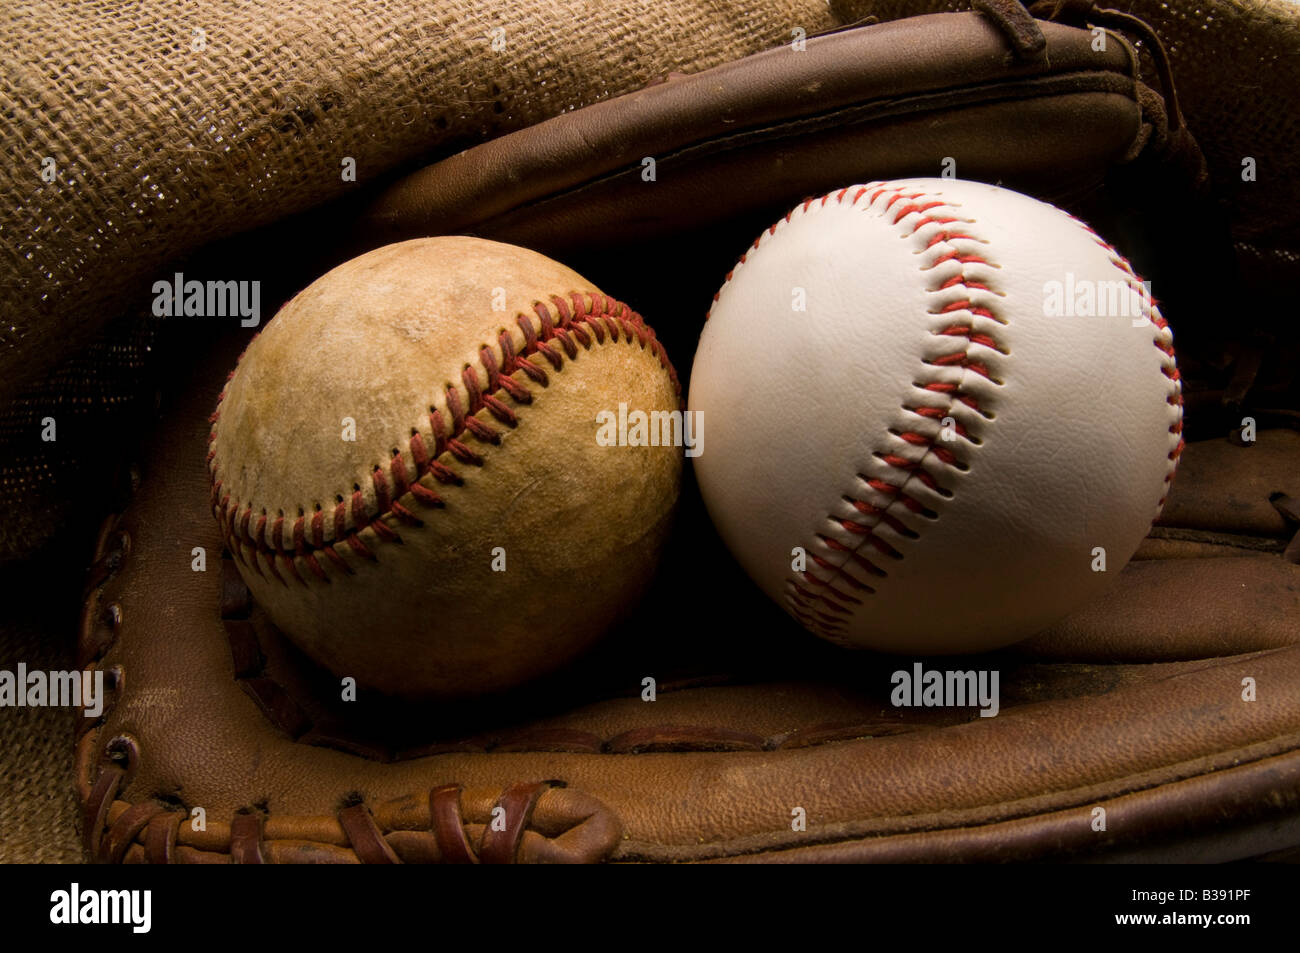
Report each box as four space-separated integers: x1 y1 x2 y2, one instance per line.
713 183 1179 644
710 182 1007 641
209 293 681 583
1073 217 1185 485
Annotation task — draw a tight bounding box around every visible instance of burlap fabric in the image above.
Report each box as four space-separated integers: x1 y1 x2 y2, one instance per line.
0 550 82 862
0 0 833 862
2 0 1298 862
5 0 1298 564
0 0 835 563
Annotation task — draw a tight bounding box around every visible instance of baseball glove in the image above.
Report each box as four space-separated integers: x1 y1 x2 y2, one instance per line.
75 2 1300 863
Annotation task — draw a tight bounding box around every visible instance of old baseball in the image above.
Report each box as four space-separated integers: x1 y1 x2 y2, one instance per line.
689 178 1183 654
209 237 682 698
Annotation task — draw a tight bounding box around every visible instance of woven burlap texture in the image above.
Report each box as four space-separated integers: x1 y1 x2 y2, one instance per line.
0 0 835 408
0 0 835 563
0 0 836 861
0 554 82 863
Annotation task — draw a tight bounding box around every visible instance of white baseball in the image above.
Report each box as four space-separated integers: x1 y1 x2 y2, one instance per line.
688 178 1183 654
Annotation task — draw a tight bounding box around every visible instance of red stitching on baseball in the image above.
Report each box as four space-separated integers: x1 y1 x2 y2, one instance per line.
210 293 681 585
1069 215 1185 492
762 188 1181 637
706 183 1009 638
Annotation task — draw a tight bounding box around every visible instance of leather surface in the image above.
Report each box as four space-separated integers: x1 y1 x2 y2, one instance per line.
336 4 1220 468
69 5 1298 864
208 238 682 698
74 326 1300 862
689 179 1181 653
355 12 1148 259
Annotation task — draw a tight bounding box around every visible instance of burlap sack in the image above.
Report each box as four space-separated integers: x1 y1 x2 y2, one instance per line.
0 0 833 861
3 0 1299 862
0 0 835 563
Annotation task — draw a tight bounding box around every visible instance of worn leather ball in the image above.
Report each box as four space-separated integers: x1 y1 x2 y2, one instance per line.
209 237 682 698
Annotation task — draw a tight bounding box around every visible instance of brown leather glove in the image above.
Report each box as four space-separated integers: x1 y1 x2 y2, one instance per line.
76 5 1300 863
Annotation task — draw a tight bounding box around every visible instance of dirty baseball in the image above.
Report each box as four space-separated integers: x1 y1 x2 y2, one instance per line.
208 237 682 698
